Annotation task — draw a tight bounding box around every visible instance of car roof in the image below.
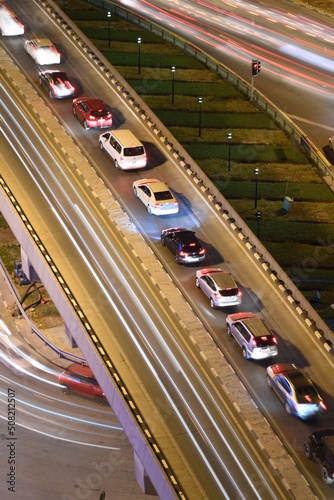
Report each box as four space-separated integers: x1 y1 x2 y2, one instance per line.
112 129 143 146
78 97 106 109
211 271 237 289
149 182 171 193
286 371 313 388
241 316 272 338
31 38 53 46
163 227 188 235
64 363 94 378
49 72 68 81
228 312 256 322
175 230 198 242
269 363 297 375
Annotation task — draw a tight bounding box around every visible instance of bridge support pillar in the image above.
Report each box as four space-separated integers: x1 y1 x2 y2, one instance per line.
134 450 157 496
65 324 78 348
21 248 40 282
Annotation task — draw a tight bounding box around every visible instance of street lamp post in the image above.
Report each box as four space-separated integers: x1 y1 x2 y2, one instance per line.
107 12 111 48
137 37 141 74
254 167 259 208
227 132 232 172
171 66 175 104
198 97 202 137
256 210 261 238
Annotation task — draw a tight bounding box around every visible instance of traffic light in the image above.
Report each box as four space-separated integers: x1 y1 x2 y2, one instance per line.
257 60 261 74
252 59 259 76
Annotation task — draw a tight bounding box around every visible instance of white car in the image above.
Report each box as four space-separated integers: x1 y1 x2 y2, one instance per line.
24 38 60 65
133 179 179 215
0 6 24 36
196 268 242 308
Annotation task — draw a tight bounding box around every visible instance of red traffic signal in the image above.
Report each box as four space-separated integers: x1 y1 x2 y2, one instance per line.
252 59 261 76
252 59 259 76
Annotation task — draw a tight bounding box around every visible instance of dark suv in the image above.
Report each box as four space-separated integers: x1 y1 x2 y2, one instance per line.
161 227 205 264
304 429 334 484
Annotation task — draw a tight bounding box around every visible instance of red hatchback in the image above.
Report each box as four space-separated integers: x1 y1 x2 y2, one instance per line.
58 363 107 403
72 97 112 129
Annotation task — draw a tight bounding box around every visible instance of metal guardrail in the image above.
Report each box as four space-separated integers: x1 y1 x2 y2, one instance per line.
0 258 85 364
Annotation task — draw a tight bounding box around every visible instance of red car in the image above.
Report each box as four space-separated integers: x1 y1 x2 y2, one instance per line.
72 97 112 129
58 363 107 403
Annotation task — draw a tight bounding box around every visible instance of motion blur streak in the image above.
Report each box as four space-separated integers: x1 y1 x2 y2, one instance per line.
119 0 334 94
0 392 122 430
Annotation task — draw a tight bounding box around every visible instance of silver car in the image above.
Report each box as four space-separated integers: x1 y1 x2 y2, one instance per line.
267 363 326 420
195 268 242 308
226 312 278 360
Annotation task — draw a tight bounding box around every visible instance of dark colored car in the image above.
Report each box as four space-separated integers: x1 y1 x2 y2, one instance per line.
58 363 106 404
266 363 326 419
161 227 205 264
304 429 334 484
39 70 75 99
72 97 112 129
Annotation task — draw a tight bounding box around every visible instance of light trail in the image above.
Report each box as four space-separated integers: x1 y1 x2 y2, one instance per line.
1 79 279 498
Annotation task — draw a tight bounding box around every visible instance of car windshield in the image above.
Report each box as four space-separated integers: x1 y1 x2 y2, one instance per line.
124 146 144 157
291 374 318 401
155 190 173 201
183 243 201 251
254 335 276 347
219 288 239 296
295 385 318 399
91 110 109 117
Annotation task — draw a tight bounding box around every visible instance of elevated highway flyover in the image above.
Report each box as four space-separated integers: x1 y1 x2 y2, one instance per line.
1 0 333 498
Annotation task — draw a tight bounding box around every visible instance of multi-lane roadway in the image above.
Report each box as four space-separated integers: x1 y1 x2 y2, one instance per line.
120 0 334 152
1 0 334 498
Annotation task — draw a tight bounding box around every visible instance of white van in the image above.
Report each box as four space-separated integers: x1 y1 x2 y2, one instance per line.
99 129 147 170
0 6 24 36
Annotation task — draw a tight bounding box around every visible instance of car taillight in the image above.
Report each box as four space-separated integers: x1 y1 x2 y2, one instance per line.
179 251 188 257
120 155 124 163
154 203 161 209
319 401 327 410
305 395 312 403
89 114 97 121
272 336 277 345
174 201 179 207
252 338 257 347
199 249 205 255
238 290 242 296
